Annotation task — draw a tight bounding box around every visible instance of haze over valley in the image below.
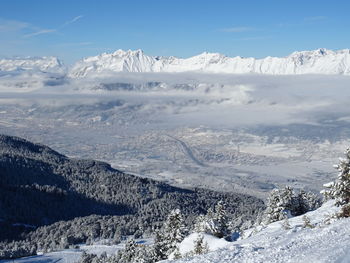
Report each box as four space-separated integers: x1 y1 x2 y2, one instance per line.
1 49 350 197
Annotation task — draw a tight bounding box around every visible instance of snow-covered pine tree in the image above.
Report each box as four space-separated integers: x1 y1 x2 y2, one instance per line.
133 245 152 263
193 201 229 238
120 239 137 262
298 190 320 214
322 148 350 216
150 229 167 261
193 214 207 233
78 251 99 263
302 215 314 228
262 186 295 225
193 234 209 255
261 186 320 225
203 207 219 236
213 200 229 238
282 216 291 230
172 246 182 259
163 209 186 254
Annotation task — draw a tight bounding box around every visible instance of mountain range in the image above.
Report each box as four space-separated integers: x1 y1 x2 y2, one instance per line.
1 48 350 78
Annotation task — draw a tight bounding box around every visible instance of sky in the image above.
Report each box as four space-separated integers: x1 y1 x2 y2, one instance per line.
0 0 349 65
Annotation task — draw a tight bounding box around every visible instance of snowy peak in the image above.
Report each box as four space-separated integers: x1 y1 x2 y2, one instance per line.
69 48 350 78
0 56 65 73
70 49 156 77
2 49 350 77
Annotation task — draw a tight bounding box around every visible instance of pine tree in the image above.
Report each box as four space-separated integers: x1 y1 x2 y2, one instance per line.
322 148 350 217
133 245 152 263
162 209 186 256
203 207 219 236
97 252 108 263
150 229 167 261
79 251 98 263
194 214 207 233
302 215 314 228
262 186 294 225
323 148 350 207
194 201 229 238
120 239 137 262
151 209 186 261
261 186 320 225
298 190 320 214
193 234 209 255
213 200 229 238
282 216 291 230
173 246 182 259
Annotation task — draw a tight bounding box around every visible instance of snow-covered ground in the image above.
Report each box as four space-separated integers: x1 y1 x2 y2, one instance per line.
0 239 152 263
165 201 350 263
3 202 348 263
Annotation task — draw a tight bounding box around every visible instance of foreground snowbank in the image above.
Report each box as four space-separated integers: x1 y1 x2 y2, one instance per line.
2 202 348 263
177 233 230 256
166 201 350 263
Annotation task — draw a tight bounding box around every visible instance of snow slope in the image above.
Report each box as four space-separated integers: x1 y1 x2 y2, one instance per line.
166 201 350 263
69 48 350 78
0 238 152 263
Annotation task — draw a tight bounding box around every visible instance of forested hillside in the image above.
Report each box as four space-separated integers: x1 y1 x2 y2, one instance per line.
0 135 264 259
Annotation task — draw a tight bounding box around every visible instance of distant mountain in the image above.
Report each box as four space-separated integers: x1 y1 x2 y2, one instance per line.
0 56 65 74
1 49 349 79
69 48 350 77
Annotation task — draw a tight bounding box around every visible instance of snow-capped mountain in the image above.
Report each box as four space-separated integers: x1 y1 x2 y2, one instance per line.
0 56 65 73
69 48 350 78
0 57 66 92
2 49 350 78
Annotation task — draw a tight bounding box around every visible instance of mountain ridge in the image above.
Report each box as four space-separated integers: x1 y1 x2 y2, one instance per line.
1 48 350 77
69 48 350 77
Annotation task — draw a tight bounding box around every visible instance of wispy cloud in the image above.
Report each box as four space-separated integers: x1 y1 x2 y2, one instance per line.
0 17 56 38
54 42 92 47
220 26 254 33
62 15 83 27
22 15 83 38
304 16 327 22
23 29 56 38
235 36 270 41
0 14 84 39
278 16 327 28
0 19 29 32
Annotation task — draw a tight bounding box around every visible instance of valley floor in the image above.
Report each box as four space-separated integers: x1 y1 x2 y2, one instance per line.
2 74 350 198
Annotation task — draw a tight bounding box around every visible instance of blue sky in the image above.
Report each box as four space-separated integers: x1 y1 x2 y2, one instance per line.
0 0 349 64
